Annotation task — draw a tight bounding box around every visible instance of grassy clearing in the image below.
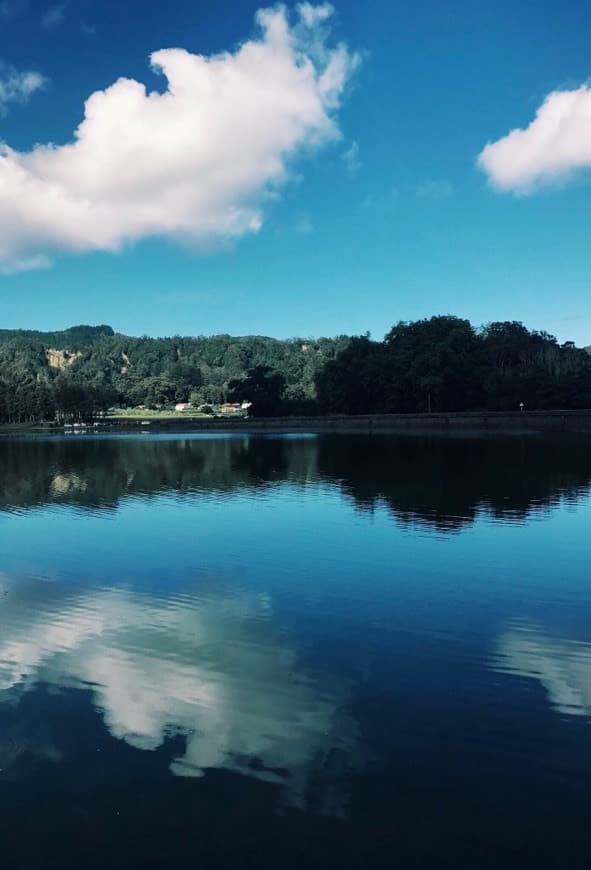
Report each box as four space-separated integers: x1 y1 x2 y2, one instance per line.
105 409 213 420
105 408 248 421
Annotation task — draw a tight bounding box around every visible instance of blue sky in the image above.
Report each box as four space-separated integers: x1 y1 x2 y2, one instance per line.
0 0 590 343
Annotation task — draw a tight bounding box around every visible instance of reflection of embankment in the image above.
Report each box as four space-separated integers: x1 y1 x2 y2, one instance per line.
2 432 590 532
0 578 359 813
494 624 591 718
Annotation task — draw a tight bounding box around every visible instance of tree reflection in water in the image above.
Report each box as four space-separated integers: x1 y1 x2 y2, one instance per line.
1 431 590 532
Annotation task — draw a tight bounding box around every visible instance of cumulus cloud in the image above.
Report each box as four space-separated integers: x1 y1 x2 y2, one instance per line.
478 86 591 194
0 578 359 812
0 65 46 116
0 4 359 272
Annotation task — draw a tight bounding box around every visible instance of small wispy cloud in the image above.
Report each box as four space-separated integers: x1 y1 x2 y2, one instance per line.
296 2 334 27
0 254 51 275
0 65 46 116
42 1 67 29
294 215 314 234
0 0 27 19
415 179 455 200
81 21 96 36
156 290 217 304
342 140 362 175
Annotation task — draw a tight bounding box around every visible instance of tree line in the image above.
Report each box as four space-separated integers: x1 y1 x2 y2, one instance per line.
314 317 591 416
0 317 590 423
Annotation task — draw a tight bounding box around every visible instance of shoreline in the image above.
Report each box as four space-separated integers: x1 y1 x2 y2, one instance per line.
4 409 591 436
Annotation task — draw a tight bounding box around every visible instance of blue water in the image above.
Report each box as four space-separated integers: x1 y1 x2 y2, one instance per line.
1 431 591 868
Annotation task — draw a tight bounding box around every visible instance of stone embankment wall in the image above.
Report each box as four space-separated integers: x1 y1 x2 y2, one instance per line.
114 410 591 434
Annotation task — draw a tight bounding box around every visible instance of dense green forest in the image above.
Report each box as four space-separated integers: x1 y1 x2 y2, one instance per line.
0 317 589 423
316 317 591 414
0 325 348 422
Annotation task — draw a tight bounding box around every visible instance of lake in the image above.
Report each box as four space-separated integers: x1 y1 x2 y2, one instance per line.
1 430 591 868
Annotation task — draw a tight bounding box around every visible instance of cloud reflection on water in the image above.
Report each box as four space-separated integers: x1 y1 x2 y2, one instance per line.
0 577 359 812
494 624 591 718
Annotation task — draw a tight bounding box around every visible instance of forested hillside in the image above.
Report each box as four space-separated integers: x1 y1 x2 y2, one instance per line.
0 326 349 422
0 318 589 424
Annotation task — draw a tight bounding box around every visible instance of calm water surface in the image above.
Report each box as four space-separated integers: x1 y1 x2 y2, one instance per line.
1 431 591 868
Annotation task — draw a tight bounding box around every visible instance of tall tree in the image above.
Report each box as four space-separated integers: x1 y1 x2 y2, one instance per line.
315 336 386 414
383 316 482 412
228 365 286 417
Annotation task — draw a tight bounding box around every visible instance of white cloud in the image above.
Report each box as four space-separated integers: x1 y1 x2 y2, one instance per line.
0 4 358 273
42 1 67 28
0 578 359 812
0 65 46 116
478 86 591 194
415 179 455 200
342 139 361 174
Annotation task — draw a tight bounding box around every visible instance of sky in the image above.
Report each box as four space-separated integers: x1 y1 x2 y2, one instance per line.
0 0 590 344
